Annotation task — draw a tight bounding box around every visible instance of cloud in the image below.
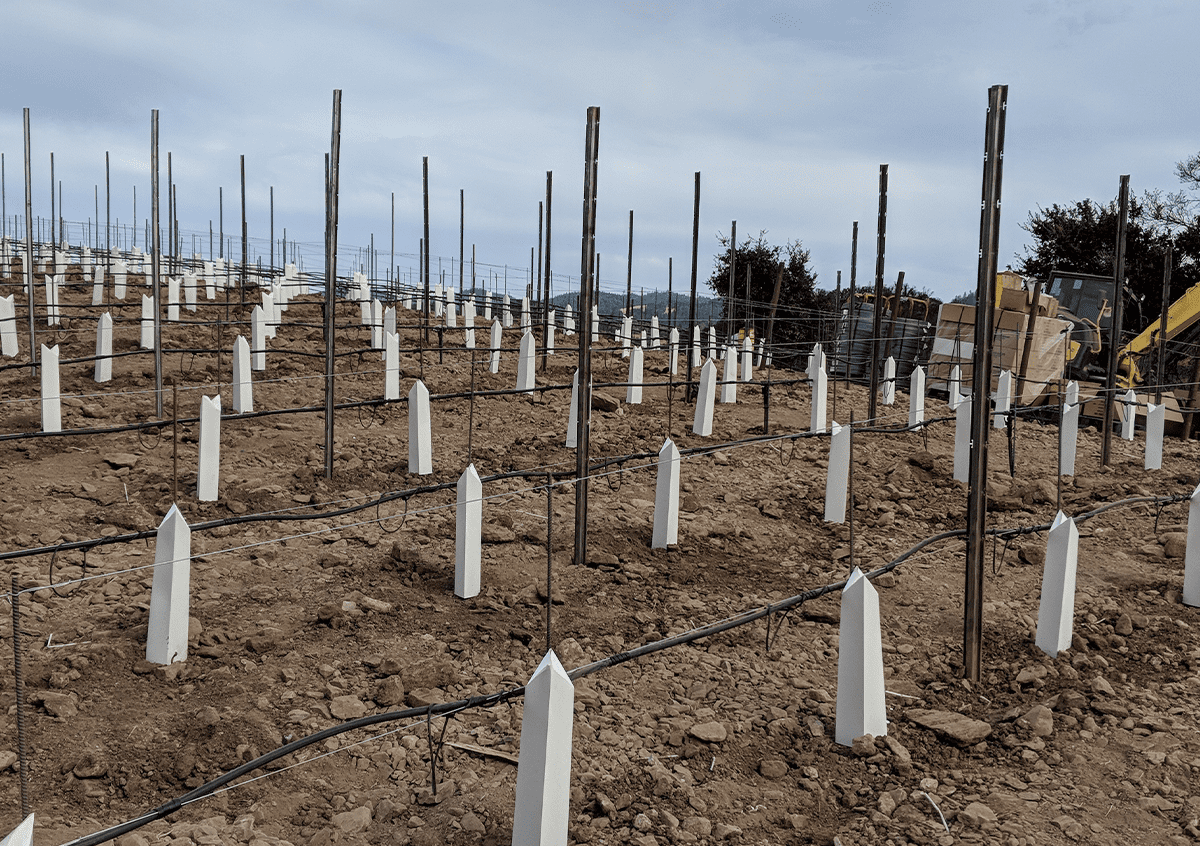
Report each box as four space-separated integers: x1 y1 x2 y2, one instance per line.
1 0 1197 301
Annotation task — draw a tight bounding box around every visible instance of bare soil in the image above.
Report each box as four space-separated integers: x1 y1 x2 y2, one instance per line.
1 270 1199 846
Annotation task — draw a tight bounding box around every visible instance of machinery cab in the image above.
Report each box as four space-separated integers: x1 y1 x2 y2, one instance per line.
1045 269 1116 381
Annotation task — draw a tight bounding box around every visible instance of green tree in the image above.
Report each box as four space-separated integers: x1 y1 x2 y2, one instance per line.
1143 151 1200 229
706 231 819 362
1013 197 1195 330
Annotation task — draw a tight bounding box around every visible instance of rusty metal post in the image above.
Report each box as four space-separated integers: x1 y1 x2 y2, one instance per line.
833 269 842 418
422 157 431 348
835 269 842 347
106 151 111 273
12 575 30 817
324 91 343 480
167 153 173 277
50 151 55 257
574 107 600 569
868 166 888 422
882 270 904 365
1155 245 1172 405
964 84 1008 684
535 202 543 324
727 220 736 342
848 413 856 573
626 209 634 319
1014 278 1043 406
457 188 463 299
666 257 673 330
468 352 476 464
846 222 858 383
1183 358 1200 440
744 263 751 340
545 472 554 652
22 108 37 375
762 369 770 435
172 382 179 501
151 110 163 418
687 172 700 401
240 155 247 312
1100 175 1131 467
542 171 553 371
765 263 783 367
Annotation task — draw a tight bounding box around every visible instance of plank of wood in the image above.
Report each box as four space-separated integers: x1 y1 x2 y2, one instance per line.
446 741 518 765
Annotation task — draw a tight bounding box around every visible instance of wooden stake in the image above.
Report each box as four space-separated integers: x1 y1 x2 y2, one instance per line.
868 165 888 422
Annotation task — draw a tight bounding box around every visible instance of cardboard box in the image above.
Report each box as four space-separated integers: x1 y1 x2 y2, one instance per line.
939 303 972 325
998 286 1059 318
997 271 1024 293
1033 293 1059 318
928 303 1070 404
1014 315 1071 404
927 303 976 391
999 287 1030 312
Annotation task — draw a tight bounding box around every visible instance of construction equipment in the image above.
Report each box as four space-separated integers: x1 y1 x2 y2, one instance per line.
1044 270 1115 384
1044 266 1200 392
1114 279 1200 390
913 265 1200 431
1045 268 1200 433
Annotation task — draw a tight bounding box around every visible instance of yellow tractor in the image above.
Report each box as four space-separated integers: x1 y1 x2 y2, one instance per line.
1046 268 1200 432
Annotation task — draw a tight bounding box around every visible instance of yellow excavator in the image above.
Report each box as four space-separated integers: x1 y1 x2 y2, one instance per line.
1048 268 1200 391
1043 268 1200 432
1115 279 1200 390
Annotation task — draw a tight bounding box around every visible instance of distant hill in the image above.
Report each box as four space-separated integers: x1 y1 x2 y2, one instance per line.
383 281 731 327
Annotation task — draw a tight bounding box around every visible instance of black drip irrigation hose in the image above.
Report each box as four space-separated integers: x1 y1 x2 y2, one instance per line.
0 416 948 567
53 488 1193 846
0 461 578 566
0 380 584 443
0 369 814 440
2 367 815 443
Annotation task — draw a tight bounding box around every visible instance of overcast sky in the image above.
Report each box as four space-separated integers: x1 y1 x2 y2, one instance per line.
2 0 1196 303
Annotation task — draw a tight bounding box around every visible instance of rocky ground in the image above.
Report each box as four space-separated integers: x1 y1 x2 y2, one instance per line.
1 270 1199 846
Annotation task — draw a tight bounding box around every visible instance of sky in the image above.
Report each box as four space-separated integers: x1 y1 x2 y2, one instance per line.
1 0 1197 304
